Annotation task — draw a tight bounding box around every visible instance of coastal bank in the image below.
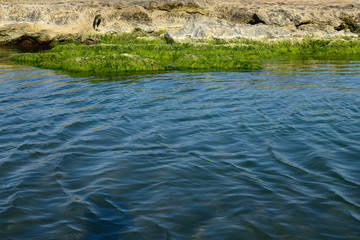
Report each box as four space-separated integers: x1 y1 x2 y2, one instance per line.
2 0 360 74
1 0 360 46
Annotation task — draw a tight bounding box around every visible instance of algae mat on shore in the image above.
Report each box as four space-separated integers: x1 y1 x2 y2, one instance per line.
10 33 360 75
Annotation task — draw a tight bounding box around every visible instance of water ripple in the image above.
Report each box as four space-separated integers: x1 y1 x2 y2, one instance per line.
1 57 360 239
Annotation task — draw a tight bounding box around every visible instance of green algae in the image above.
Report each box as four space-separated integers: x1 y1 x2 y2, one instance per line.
10 32 360 75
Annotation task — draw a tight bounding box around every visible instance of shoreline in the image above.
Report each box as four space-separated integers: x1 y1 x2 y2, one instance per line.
1 0 359 47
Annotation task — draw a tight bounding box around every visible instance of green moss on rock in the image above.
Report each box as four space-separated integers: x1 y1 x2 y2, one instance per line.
10 32 360 75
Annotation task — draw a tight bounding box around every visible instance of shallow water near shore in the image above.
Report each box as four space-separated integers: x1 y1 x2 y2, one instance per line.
1 49 360 239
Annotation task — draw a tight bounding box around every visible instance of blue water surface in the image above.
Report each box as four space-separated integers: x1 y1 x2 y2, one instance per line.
0 49 360 239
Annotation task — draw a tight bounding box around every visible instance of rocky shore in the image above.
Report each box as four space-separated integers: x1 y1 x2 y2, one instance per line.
1 0 360 46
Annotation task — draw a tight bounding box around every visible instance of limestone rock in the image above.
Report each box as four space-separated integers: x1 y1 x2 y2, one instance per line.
166 19 357 40
214 6 254 24
0 23 54 46
255 10 293 27
0 0 359 46
151 10 207 29
166 19 293 39
118 6 152 23
138 0 210 15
